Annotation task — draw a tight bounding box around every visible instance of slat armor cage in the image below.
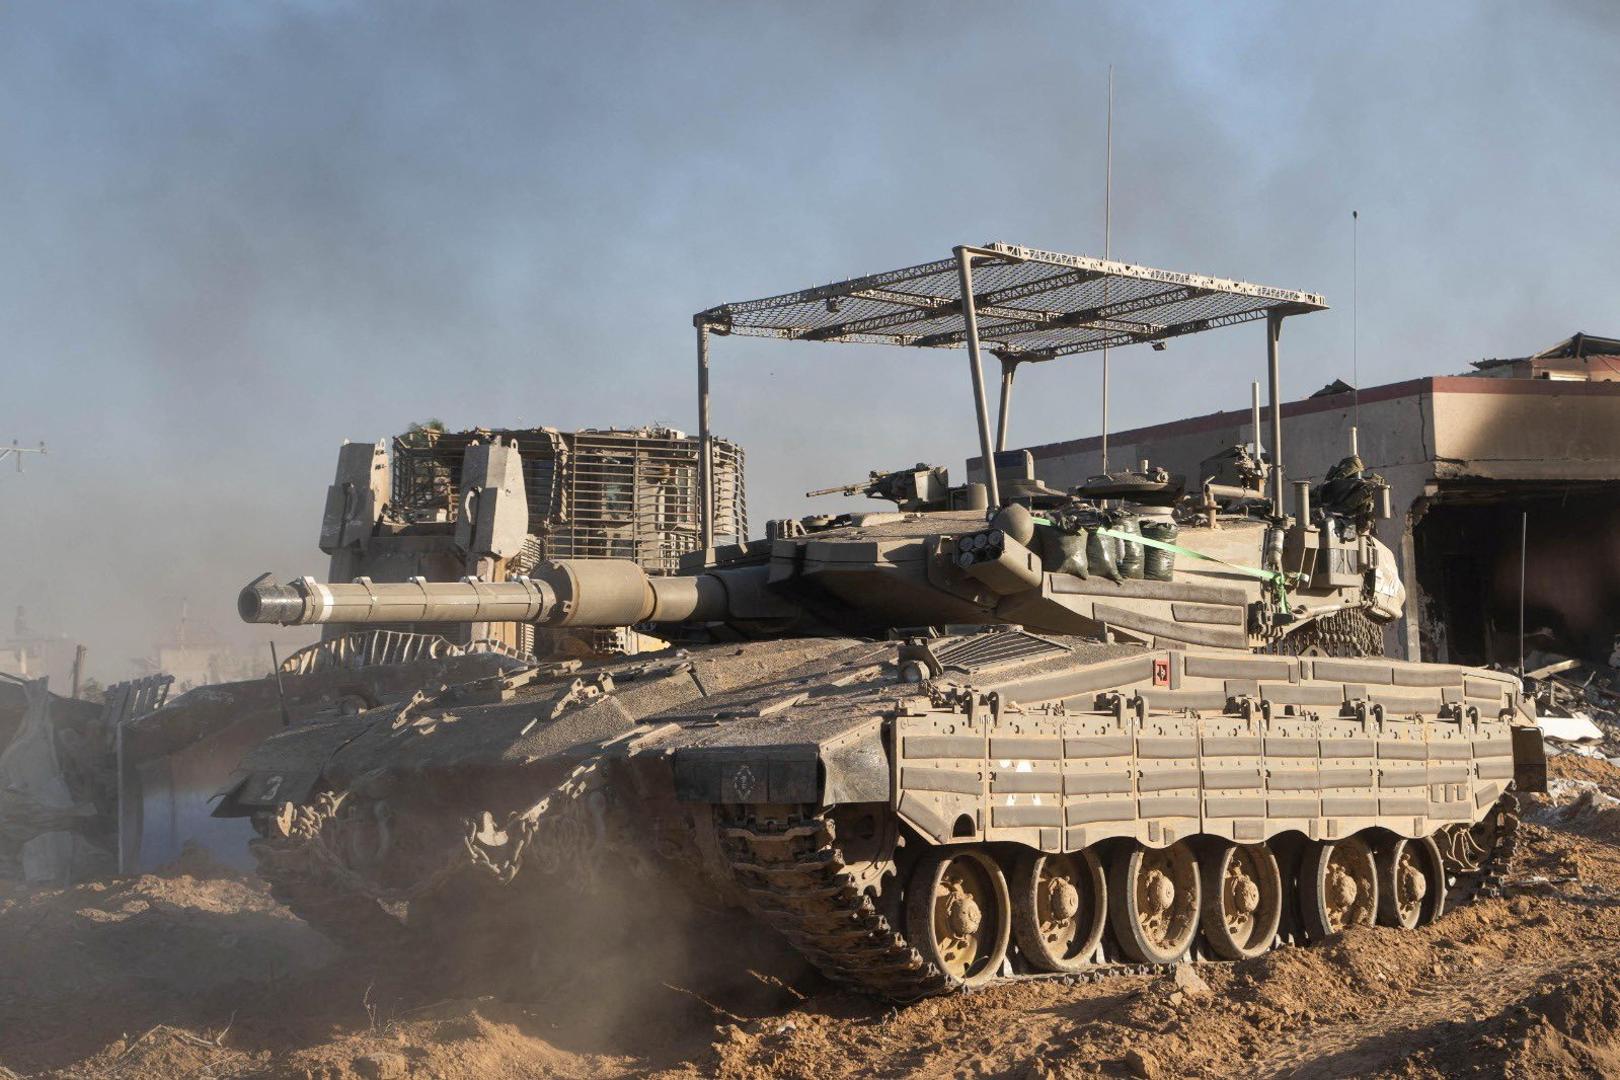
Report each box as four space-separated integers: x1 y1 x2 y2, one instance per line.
390 426 747 573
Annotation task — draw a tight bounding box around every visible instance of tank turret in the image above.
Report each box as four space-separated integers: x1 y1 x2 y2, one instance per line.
242 480 1404 654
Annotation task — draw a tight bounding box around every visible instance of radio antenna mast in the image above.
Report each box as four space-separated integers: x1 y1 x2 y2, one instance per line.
1100 66 1114 476
1351 210 1360 456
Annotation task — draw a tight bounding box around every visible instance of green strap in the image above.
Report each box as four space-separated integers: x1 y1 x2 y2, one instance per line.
1092 526 1300 611
1024 514 1296 609
1093 527 1276 582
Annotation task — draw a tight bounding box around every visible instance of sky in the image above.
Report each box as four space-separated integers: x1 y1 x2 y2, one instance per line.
2 1 1617 679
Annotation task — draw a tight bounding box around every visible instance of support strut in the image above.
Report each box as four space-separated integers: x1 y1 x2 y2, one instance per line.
956 247 1002 510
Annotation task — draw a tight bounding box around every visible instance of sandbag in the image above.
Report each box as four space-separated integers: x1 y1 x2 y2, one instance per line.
1141 518 1179 581
1053 531 1089 578
1036 525 1087 578
1113 513 1144 580
1086 524 1122 583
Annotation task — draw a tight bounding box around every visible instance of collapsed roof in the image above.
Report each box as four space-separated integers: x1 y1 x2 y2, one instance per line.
1472 331 1620 381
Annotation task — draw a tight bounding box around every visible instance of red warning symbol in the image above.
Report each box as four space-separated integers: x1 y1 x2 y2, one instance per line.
1152 658 1170 687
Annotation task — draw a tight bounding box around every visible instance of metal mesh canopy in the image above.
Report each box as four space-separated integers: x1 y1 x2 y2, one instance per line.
697 242 1327 358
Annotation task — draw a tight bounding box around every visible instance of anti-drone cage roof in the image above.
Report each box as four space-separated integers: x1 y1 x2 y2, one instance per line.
696 242 1327 358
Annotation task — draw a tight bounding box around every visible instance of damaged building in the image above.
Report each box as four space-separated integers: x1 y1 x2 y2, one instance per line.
986 332 1620 668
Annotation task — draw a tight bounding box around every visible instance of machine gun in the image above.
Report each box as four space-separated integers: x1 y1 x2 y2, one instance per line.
805 463 952 512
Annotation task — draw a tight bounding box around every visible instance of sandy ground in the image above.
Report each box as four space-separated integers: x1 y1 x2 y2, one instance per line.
4 757 1620 1080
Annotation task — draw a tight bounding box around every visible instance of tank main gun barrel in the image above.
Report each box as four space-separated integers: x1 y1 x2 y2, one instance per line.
240 574 556 626
239 559 736 628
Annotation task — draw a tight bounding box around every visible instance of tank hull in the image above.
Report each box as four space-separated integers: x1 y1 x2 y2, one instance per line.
215 630 1543 998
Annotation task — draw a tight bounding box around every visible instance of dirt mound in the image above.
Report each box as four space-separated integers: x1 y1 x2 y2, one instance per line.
5 806 1620 1079
1501 967 1620 1077
0 871 329 1074
1394 958 1620 1079
0 868 807 1079
707 891 1620 1080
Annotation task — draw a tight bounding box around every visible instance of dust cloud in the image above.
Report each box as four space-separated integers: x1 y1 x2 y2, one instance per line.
4 2 1619 682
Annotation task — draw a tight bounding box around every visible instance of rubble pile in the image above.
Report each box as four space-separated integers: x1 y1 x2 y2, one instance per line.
1522 652 1620 762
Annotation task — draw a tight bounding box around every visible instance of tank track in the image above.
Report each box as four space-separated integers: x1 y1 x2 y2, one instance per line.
719 814 950 1000
249 832 411 953
719 793 1523 1001
248 788 1523 1001
722 815 1188 1000
1446 791 1522 908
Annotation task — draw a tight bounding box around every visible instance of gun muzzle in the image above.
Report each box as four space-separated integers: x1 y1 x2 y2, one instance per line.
238 575 314 625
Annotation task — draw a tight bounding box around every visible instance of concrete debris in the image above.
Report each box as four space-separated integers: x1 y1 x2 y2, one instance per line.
1529 779 1620 827
1538 712 1606 745
1524 653 1620 760
0 677 86 882
0 674 132 883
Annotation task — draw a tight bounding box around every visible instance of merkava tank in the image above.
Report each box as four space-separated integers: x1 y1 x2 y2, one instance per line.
219 243 1546 996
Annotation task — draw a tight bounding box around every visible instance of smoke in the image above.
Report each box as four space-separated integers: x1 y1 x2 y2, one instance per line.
1 1 1616 678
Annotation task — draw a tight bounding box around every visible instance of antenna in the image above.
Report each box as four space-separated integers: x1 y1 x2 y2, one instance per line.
269 641 293 728
1518 511 1528 678
1351 210 1360 457
1251 382 1262 457
1100 66 1114 476
0 440 46 474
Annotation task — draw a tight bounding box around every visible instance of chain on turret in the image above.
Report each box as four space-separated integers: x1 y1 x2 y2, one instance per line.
1272 607 1387 658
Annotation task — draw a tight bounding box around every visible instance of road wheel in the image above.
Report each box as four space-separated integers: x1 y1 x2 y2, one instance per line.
1300 835 1379 939
1108 841 1201 964
1377 835 1445 929
906 847 1011 985
1200 841 1282 960
1012 849 1106 972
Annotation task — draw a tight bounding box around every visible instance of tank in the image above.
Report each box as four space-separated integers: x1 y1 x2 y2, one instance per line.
224 474 1543 993
214 242 1548 996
